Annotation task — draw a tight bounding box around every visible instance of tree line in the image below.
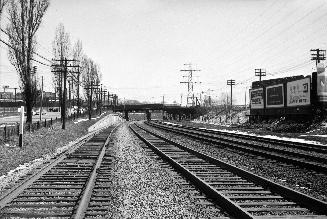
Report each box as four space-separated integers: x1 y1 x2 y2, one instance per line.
0 0 103 123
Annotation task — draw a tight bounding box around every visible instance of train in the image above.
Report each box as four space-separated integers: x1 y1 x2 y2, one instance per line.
249 64 327 121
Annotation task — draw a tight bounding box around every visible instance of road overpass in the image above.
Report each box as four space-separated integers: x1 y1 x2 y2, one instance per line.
113 104 206 121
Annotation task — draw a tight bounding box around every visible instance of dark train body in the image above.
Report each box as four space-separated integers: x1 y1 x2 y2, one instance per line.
249 69 327 121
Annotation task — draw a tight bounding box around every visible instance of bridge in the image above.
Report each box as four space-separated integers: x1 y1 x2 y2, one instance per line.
113 104 205 121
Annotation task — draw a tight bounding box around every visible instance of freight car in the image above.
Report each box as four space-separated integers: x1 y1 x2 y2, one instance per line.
249 66 327 121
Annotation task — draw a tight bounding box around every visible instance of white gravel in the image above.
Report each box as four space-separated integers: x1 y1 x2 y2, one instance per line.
107 123 222 218
148 123 327 202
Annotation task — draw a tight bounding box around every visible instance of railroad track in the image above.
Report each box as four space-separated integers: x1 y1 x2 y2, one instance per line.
146 121 327 173
130 122 327 219
0 124 119 218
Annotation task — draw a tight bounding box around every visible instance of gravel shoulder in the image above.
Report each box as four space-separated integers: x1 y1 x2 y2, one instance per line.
144 122 327 202
107 122 225 218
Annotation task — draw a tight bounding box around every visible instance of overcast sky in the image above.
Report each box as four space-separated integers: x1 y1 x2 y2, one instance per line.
1 0 327 105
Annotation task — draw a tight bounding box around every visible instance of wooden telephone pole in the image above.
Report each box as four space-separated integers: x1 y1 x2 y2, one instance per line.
255 68 266 81
227 79 235 123
51 58 79 129
84 81 100 120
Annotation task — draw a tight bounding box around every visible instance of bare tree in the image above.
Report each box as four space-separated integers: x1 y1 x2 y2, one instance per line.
81 56 101 105
81 56 99 90
6 0 49 123
72 39 83 61
52 23 71 119
52 23 71 59
71 39 83 112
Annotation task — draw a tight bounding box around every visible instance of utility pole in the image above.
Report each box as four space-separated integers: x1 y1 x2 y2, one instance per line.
311 49 326 105
100 84 102 115
52 58 79 129
68 79 71 110
311 49 326 66
103 90 107 109
255 68 266 82
227 79 235 123
109 92 112 109
206 89 214 107
114 94 118 110
89 81 93 120
77 66 80 116
62 58 67 129
39 76 43 121
32 66 37 109
67 64 80 116
63 64 81 116
162 95 165 120
180 63 201 106
90 81 93 120
14 88 17 102
245 89 247 110
101 87 107 113
84 81 100 120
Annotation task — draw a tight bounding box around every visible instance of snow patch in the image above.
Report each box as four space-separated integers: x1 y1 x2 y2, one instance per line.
88 114 123 133
73 118 88 124
164 122 327 146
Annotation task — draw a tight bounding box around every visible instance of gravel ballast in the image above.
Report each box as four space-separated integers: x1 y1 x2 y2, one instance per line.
106 123 226 218
144 122 327 203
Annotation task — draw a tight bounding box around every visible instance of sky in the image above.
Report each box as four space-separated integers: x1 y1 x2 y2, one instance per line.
1 0 327 105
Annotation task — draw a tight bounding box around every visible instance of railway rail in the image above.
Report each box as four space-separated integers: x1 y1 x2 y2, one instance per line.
130 122 327 219
146 121 327 173
0 124 119 218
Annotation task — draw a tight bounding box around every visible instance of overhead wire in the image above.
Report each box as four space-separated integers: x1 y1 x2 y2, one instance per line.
215 0 291 69
0 27 53 66
0 38 51 67
223 2 326 77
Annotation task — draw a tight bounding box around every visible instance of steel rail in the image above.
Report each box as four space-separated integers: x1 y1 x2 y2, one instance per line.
147 121 327 173
72 123 120 219
152 122 327 164
0 131 96 209
131 123 327 217
158 121 327 153
0 121 121 218
130 124 253 219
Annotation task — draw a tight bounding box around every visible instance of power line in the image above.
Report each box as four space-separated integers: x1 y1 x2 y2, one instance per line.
222 2 327 75
215 0 288 63
0 27 53 65
0 38 51 67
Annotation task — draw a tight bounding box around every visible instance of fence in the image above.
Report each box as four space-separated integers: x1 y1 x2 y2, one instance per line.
0 111 90 142
0 107 20 118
